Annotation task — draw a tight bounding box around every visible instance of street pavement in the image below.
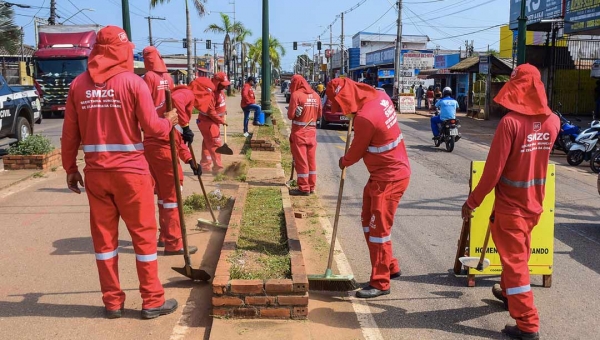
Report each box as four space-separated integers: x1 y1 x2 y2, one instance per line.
274 92 600 340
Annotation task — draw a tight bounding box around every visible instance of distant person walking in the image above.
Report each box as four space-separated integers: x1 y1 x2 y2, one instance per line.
415 85 424 109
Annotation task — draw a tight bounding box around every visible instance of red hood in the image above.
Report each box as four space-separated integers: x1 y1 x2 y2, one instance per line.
143 46 168 73
290 74 312 94
325 77 379 115
188 77 216 113
494 63 552 116
87 26 134 84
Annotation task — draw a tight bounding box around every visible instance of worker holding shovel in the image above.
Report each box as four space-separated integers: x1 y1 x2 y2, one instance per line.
326 78 411 298
287 75 321 196
461 64 559 340
61 26 179 319
141 46 197 255
194 77 227 174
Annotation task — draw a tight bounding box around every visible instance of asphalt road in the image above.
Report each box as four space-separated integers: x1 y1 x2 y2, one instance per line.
273 93 600 339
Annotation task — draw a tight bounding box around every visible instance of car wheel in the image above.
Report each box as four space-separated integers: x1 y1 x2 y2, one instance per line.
16 117 31 142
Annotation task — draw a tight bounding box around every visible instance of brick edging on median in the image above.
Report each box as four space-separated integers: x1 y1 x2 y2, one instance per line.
211 185 309 319
250 126 276 152
3 149 61 170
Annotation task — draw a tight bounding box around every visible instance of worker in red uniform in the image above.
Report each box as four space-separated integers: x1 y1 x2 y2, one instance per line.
241 76 264 136
194 77 226 174
141 46 198 255
61 26 179 320
212 71 230 118
326 78 411 299
287 75 321 196
462 64 559 340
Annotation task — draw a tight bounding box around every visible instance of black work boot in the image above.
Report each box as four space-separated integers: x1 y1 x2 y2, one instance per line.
390 270 402 280
289 189 310 197
141 299 178 320
501 325 539 340
355 285 390 299
163 246 198 256
104 304 124 319
492 283 509 310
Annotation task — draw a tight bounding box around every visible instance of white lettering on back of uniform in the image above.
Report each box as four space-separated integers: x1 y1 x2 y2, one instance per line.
85 89 115 98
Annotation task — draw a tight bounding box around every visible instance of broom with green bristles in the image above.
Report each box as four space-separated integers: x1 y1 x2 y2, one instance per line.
308 115 358 291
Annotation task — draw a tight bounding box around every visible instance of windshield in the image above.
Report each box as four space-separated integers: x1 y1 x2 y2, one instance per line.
35 58 87 78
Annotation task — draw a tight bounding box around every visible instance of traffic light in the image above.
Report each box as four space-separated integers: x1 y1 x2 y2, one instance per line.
206 39 211 49
182 38 187 48
293 41 297 50
317 41 321 50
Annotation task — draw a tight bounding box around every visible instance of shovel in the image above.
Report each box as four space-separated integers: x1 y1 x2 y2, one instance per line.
188 141 225 229
166 90 211 281
459 218 492 271
215 121 233 155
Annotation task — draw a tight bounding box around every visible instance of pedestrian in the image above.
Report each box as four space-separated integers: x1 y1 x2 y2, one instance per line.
241 76 264 136
415 84 424 109
61 26 179 319
194 77 227 174
426 86 434 109
434 86 442 105
287 74 322 196
461 64 560 340
325 78 411 299
141 46 198 256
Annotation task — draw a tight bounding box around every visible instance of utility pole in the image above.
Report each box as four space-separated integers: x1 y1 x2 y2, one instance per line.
20 27 24 62
340 12 344 76
145 16 166 46
318 35 321 82
185 0 193 84
329 25 333 81
261 0 272 121
122 0 132 40
49 0 56 25
516 0 527 65
194 38 198 79
393 0 403 96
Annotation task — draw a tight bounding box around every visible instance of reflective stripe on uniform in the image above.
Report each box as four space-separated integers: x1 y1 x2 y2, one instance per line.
297 173 309 178
500 176 546 188
95 249 118 260
163 202 178 209
506 284 531 295
369 235 391 243
157 200 164 205
136 253 158 262
82 143 144 153
309 171 317 175
292 121 316 126
367 134 403 153
362 226 370 233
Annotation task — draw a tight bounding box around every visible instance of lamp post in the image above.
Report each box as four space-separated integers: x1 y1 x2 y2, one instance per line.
61 8 95 24
516 0 527 65
154 38 178 47
261 0 272 123
231 47 238 88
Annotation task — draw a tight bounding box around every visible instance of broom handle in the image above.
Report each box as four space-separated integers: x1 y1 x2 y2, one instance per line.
223 120 227 143
478 222 491 266
326 116 354 271
166 90 192 273
188 142 218 223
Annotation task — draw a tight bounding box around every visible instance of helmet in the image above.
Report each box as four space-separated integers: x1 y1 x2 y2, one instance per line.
443 87 452 97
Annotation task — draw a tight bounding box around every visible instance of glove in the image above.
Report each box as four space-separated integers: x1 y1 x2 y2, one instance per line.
295 105 304 117
182 126 194 143
189 161 201 176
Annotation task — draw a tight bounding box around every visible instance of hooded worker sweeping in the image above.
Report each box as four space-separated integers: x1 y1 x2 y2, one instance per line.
326 78 411 298
194 77 226 173
462 64 559 340
287 75 322 196
141 46 198 256
61 26 179 319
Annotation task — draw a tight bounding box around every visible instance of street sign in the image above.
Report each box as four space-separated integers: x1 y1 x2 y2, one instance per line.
466 161 554 285
479 56 489 75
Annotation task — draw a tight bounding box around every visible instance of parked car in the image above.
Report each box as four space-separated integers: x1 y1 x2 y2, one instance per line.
281 80 290 93
0 75 42 147
319 94 350 129
285 83 291 103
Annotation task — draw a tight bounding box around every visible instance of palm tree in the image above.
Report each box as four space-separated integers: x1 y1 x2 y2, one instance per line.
205 13 243 84
235 26 252 82
0 5 20 55
150 0 207 83
248 36 286 81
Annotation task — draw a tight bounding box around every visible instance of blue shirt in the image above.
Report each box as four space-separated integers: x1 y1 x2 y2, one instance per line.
435 96 459 121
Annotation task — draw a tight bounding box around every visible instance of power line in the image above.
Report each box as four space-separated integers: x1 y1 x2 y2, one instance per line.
360 3 395 33
66 0 97 24
23 0 46 27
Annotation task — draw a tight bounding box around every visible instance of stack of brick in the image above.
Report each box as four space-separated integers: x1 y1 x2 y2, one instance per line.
3 149 61 170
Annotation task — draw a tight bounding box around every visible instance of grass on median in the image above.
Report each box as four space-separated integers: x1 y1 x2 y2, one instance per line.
229 187 290 280
271 104 293 178
182 192 232 215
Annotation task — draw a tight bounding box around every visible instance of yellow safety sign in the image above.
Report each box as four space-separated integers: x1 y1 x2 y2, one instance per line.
468 161 555 279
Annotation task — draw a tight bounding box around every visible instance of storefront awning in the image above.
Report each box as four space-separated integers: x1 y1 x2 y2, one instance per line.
349 64 377 72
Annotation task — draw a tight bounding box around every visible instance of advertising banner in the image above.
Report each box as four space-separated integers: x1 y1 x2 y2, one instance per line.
565 0 600 34
509 0 563 30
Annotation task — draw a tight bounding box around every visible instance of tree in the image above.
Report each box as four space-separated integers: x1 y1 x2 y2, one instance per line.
0 5 20 55
205 13 243 82
248 36 286 80
151 0 207 83
235 26 252 82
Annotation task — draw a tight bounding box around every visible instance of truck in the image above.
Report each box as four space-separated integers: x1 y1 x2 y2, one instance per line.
29 24 102 119
0 74 41 146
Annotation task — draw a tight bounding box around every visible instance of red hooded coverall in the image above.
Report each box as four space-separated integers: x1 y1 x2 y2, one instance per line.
466 64 560 333
61 26 172 311
327 78 411 291
203 72 230 171
194 78 225 172
287 75 322 193
141 46 191 252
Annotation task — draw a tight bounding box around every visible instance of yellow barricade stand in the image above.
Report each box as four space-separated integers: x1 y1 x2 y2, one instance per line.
457 161 555 288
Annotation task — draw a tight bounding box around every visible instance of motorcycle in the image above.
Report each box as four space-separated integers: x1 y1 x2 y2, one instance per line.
432 108 461 152
553 106 581 154
566 120 600 166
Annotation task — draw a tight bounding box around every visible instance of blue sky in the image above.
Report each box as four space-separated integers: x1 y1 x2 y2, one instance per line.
13 0 510 71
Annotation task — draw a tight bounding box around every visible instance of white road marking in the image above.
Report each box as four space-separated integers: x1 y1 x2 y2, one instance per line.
169 299 196 340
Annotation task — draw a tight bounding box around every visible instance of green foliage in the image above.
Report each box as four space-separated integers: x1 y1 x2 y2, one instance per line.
182 192 231 214
8 135 54 156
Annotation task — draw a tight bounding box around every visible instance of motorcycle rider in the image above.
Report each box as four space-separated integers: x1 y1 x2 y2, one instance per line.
431 87 459 140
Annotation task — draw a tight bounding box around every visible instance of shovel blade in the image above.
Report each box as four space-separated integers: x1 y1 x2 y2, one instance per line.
171 266 212 281
459 257 491 271
215 144 234 155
